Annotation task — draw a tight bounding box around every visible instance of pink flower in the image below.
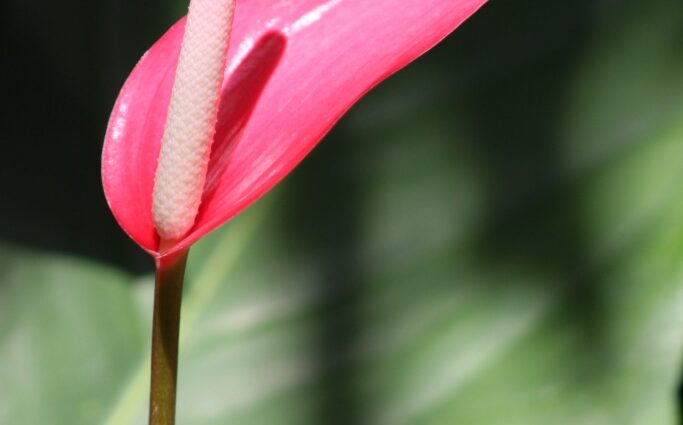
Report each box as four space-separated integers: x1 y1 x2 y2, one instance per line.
102 0 486 258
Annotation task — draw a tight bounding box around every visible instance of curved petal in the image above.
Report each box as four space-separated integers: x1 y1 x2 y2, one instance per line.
102 0 487 256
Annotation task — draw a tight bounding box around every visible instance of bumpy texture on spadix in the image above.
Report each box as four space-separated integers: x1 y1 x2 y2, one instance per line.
153 0 235 241
102 0 487 257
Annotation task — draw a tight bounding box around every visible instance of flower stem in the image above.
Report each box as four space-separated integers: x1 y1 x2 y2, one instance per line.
149 248 189 425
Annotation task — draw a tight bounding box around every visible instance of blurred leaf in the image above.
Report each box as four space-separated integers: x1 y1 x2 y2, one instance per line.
0 248 144 424
2 0 683 424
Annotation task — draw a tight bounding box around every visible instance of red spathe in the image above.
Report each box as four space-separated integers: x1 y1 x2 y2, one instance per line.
102 0 487 257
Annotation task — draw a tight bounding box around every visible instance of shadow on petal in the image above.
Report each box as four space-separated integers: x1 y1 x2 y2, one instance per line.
199 31 288 214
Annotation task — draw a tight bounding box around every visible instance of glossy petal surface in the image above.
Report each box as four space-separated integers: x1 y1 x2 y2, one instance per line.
102 0 487 255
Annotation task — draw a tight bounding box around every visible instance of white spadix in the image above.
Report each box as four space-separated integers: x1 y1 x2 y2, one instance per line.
152 0 235 242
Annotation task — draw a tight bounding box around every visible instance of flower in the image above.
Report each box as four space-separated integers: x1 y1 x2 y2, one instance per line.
102 0 487 257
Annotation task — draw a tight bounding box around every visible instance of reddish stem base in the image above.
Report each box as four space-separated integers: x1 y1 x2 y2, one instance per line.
149 249 189 425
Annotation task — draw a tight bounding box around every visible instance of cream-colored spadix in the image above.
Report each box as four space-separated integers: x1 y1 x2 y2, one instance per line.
152 0 235 242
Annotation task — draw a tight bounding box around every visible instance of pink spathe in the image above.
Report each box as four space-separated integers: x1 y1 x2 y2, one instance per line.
102 0 487 257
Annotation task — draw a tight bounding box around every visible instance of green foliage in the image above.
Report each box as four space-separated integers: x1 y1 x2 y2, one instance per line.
2 0 683 424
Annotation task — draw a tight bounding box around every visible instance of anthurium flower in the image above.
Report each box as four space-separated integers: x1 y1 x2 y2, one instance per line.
102 0 487 258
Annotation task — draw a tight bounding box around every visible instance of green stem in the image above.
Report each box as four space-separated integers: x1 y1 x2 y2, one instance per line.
149 248 189 425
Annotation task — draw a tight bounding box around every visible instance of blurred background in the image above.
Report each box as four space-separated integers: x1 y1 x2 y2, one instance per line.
2 0 683 424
